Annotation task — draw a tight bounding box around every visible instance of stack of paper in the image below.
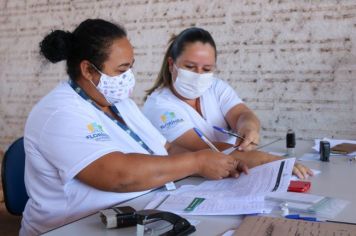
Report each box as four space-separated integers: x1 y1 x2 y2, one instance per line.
145 158 295 215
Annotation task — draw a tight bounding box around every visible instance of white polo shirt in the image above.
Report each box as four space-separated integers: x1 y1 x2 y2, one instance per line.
143 78 243 144
20 81 167 236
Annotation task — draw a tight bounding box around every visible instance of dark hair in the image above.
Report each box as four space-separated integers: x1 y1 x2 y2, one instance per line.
145 27 217 98
39 19 127 80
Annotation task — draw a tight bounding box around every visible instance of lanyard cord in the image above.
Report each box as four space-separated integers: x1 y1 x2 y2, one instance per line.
69 80 154 155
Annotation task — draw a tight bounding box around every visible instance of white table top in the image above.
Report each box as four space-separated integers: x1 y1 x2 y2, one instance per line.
42 140 356 236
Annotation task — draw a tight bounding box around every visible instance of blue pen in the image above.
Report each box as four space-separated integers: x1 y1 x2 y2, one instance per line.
213 126 258 146
193 128 220 152
285 214 318 222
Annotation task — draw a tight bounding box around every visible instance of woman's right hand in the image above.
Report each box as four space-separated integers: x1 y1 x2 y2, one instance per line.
195 149 248 180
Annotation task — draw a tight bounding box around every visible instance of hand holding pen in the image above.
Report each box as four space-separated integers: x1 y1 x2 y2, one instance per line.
193 127 248 177
213 126 259 151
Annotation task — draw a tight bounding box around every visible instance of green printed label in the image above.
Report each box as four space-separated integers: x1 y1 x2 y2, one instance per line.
184 197 205 212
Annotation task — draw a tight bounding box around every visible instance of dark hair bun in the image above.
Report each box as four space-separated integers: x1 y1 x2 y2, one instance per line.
39 30 73 63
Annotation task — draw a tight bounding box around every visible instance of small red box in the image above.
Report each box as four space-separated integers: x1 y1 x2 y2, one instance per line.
288 180 311 192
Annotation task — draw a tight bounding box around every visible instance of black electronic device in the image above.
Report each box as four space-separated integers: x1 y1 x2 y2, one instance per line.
136 209 196 236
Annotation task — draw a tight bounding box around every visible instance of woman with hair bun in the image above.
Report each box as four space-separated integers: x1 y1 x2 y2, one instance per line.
21 19 248 235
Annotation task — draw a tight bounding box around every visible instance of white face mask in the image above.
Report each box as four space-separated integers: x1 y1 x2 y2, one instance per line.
173 65 214 99
92 65 135 104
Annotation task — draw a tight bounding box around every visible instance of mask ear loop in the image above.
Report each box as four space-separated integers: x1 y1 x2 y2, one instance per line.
89 63 104 88
170 64 179 86
90 63 104 75
172 63 179 76
173 64 179 71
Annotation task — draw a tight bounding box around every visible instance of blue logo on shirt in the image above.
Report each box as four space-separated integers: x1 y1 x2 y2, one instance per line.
159 112 184 130
86 122 111 141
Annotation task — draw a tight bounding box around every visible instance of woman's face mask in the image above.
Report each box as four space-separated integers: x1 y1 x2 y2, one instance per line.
172 65 214 99
91 64 135 104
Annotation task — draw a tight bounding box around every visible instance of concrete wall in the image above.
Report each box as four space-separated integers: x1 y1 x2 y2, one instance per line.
1 0 356 153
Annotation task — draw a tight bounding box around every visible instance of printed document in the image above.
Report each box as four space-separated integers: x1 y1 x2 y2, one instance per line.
146 158 295 215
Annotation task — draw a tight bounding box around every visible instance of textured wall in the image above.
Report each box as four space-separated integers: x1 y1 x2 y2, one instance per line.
1 0 356 154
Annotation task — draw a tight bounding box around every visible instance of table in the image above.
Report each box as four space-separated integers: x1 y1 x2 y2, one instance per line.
42 140 356 235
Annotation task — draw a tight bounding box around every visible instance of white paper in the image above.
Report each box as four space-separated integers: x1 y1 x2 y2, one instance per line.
194 158 295 196
267 152 319 179
313 138 356 156
157 195 270 215
146 159 295 215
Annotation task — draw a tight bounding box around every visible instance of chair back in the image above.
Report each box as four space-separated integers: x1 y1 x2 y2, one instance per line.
1 137 29 215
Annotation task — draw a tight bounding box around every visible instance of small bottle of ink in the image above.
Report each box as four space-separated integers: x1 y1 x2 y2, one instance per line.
319 141 330 162
286 129 296 157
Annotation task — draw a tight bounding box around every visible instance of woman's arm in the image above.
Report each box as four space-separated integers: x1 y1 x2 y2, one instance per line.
225 103 260 151
76 149 246 192
165 141 190 154
170 129 232 151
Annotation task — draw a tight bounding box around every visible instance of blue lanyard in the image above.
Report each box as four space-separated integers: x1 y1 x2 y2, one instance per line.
69 80 154 155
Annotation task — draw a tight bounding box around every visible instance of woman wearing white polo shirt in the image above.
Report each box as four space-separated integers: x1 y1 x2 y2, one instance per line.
20 19 248 236
143 27 312 178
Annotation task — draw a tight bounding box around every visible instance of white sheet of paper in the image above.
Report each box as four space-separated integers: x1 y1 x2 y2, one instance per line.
193 158 295 197
267 152 319 179
157 195 270 215
145 158 295 215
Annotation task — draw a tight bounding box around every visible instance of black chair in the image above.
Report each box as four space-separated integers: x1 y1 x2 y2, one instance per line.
1 137 29 215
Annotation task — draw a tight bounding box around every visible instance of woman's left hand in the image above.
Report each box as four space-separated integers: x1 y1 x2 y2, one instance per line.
236 128 260 151
293 162 314 180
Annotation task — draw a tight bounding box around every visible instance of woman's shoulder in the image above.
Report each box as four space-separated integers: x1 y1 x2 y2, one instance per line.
211 77 231 88
30 81 94 119
46 81 87 108
210 77 235 93
25 81 96 136
143 87 182 114
145 87 175 103
114 98 141 113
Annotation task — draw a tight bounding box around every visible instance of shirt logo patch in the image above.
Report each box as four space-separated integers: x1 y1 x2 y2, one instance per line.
159 112 184 130
86 122 111 141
